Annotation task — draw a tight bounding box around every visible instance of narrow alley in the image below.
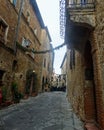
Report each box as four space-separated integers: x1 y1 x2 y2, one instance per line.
0 92 84 130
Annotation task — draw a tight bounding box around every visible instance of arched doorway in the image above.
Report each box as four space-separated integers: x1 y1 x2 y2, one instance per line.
84 40 97 122
42 77 44 92
25 69 36 96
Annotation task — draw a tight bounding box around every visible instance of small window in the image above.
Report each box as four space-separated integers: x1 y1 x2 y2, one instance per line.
44 59 46 68
26 11 31 23
13 0 17 6
0 17 8 43
10 0 17 6
12 60 17 71
22 37 31 48
81 0 86 5
31 48 35 59
33 28 37 35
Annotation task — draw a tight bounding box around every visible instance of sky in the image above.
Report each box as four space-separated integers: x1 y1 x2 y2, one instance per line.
36 0 66 74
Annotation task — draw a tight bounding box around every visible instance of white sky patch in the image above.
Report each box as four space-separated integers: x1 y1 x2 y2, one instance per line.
36 0 66 74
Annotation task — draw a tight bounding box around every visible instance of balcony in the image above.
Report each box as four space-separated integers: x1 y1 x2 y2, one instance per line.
65 1 95 51
66 1 96 27
67 0 95 12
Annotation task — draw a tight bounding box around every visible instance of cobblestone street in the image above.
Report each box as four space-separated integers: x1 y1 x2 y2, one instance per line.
0 92 84 130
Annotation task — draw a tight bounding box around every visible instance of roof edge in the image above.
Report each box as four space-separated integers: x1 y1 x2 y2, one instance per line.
30 0 45 28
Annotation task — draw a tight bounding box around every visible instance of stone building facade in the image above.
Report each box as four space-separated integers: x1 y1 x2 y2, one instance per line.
0 0 52 101
64 0 104 129
40 27 54 92
60 53 67 88
60 52 67 75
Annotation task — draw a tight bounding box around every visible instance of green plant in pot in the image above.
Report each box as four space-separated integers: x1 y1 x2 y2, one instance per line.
2 86 7 103
11 82 21 103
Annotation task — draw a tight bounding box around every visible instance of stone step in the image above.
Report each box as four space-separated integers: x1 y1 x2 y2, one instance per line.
85 123 100 130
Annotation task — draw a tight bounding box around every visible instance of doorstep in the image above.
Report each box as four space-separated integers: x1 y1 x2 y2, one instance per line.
85 123 100 130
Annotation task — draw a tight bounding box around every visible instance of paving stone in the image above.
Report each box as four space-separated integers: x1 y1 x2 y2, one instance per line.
0 92 84 130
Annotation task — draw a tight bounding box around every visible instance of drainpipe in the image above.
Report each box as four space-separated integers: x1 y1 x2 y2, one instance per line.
14 0 24 55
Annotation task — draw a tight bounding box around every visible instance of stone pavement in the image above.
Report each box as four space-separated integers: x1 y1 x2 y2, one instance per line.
0 92 84 130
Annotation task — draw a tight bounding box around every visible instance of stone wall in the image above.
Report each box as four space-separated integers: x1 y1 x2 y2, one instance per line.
0 0 18 47
40 29 52 91
0 0 45 99
66 49 85 120
0 44 15 100
70 14 96 27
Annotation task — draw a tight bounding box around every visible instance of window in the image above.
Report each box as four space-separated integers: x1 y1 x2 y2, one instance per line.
26 11 31 23
22 37 31 48
13 0 17 6
10 0 17 6
81 0 87 5
44 59 46 68
33 28 37 35
0 17 8 43
31 48 35 59
12 60 17 71
22 38 35 59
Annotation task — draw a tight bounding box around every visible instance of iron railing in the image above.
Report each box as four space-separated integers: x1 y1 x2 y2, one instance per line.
59 0 96 38
67 0 95 11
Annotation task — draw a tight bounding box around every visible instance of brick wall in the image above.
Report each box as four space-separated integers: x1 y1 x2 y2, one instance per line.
84 80 96 121
91 24 104 129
